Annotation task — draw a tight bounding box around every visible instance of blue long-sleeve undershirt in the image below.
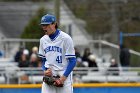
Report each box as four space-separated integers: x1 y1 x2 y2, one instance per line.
63 57 76 77
41 58 47 71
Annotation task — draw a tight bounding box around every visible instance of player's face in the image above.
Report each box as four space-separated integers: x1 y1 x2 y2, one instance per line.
41 24 56 35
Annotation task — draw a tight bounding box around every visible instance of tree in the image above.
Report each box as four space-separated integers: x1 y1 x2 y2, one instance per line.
21 7 47 39
21 7 47 50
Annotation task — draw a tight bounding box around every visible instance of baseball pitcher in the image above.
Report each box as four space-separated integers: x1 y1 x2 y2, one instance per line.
38 14 76 93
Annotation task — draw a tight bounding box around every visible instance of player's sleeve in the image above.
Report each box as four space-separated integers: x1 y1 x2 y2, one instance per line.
38 39 45 58
41 58 48 71
64 36 75 58
63 57 76 77
63 36 76 77
38 39 47 71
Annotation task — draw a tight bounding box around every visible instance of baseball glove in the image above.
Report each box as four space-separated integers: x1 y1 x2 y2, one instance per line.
43 75 64 87
43 76 55 85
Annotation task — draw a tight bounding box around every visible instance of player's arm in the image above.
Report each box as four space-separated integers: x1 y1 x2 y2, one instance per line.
38 39 47 70
40 57 52 76
59 35 76 82
40 57 48 71
38 55 53 76
38 39 52 76
62 57 76 79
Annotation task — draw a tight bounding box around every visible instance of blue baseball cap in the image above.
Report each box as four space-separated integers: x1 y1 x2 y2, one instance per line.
40 14 56 25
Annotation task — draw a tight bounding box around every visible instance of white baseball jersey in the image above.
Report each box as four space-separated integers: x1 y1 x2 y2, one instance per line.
39 30 75 93
38 30 75 70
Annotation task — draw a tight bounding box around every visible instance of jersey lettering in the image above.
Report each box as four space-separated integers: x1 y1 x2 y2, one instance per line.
44 46 62 54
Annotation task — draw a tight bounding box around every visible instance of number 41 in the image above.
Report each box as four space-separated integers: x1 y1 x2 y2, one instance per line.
56 56 62 63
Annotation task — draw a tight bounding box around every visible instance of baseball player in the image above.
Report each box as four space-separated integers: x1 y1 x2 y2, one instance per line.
38 14 76 93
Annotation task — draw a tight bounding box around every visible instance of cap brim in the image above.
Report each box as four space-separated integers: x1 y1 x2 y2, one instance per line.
40 22 52 25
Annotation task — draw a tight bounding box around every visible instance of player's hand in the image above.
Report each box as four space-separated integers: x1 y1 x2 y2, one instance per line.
54 75 67 87
59 75 67 83
44 68 52 77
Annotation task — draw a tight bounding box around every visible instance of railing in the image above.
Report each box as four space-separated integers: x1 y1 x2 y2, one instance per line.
89 40 140 57
0 66 140 84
